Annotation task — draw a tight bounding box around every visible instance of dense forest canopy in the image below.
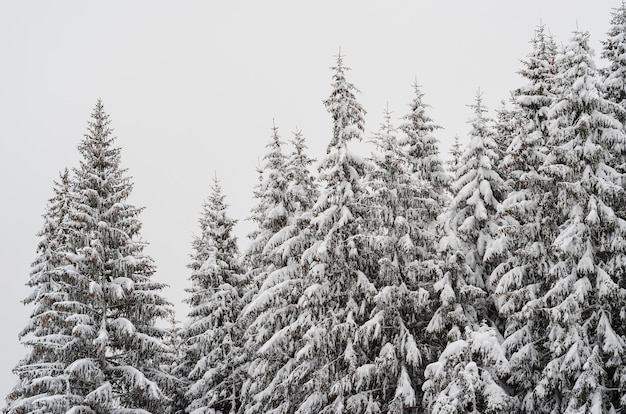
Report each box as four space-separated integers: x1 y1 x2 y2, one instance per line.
6 3 626 413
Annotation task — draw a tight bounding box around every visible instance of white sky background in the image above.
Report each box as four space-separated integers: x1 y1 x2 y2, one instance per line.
0 0 619 401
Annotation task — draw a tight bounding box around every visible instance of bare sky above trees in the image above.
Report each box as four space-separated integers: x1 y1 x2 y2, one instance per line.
0 0 618 402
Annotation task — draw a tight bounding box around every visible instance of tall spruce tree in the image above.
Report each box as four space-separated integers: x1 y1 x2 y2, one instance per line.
5 170 80 413
492 24 559 411
446 135 463 177
345 107 430 412
435 92 507 309
422 324 513 413
7 101 174 413
532 30 626 412
68 100 174 412
494 98 520 187
237 123 291 413
398 82 450 267
500 24 557 191
283 52 375 413
181 176 243 414
244 123 290 277
239 129 319 414
602 2 626 221
424 92 513 413
602 1 626 125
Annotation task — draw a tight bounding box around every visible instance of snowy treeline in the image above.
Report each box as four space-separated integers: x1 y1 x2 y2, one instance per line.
7 4 626 413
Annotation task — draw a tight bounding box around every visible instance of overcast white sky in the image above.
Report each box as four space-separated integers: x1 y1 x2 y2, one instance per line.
0 0 619 402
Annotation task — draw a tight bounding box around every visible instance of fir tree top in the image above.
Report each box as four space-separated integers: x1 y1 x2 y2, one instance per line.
602 1 626 113
323 50 366 151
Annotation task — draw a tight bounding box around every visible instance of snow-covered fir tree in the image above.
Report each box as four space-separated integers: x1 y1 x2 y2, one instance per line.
398 82 450 266
285 129 318 219
434 91 508 316
422 324 513 413
364 106 418 283
284 52 376 413
68 101 175 413
424 91 513 413
237 123 292 412
446 135 463 177
501 24 557 191
8 101 175 413
601 2 626 220
244 123 290 276
532 29 626 412
602 1 626 125
346 106 430 412
181 176 243 414
239 129 319 414
5 169 80 413
492 24 559 411
493 98 520 186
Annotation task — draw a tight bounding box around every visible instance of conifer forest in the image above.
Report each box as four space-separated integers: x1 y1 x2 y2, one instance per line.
8 3 626 413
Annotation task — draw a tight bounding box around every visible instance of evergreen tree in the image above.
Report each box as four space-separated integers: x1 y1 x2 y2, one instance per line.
182 176 243 414
237 123 291 413
532 30 626 412
501 24 557 191
494 98 520 186
365 106 416 285
439 91 507 305
424 92 512 412
344 106 430 412
492 24 559 411
68 100 174 412
446 135 463 177
244 123 290 276
422 324 512 414
398 82 450 266
285 52 374 413
163 320 186 414
240 129 319 414
8 101 175 413
602 2 626 220
602 1 626 125
5 170 81 413
285 129 319 218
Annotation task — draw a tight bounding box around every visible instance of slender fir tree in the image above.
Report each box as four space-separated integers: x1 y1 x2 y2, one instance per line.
494 98 520 187
602 2 626 220
602 1 626 125
67 100 175 412
424 91 513 412
345 107 430 412
182 176 243 414
284 51 376 413
492 24 559 411
240 129 319 414
446 135 463 177
423 324 513 414
532 30 626 412
5 170 81 413
237 123 291 413
7 101 175 413
398 82 450 267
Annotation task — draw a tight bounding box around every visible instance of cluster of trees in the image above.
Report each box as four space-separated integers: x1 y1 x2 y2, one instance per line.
7 4 626 413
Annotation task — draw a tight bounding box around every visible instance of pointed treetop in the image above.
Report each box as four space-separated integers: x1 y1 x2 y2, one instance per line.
209 173 225 204
323 51 366 150
466 88 491 133
332 47 348 72
401 80 441 135
411 79 425 101
382 102 394 134
470 88 485 112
